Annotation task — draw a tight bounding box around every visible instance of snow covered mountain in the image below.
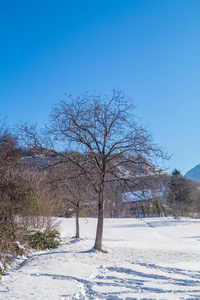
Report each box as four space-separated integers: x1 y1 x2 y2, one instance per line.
184 164 200 182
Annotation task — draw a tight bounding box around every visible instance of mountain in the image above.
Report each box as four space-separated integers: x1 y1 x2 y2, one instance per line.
184 164 200 182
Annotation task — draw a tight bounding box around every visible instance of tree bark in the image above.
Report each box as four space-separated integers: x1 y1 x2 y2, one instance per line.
94 194 105 251
75 203 80 238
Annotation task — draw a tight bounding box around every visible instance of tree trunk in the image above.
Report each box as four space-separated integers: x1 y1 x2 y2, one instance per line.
75 203 80 238
94 194 105 251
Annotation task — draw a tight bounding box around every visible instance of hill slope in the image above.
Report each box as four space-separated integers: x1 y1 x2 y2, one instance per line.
184 164 200 182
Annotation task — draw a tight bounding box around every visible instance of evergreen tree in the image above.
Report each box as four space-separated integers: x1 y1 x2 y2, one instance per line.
167 169 192 217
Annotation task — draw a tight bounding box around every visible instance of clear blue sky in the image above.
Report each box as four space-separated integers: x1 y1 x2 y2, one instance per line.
1 0 200 175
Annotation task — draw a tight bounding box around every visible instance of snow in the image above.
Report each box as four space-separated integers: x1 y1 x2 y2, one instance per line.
1 217 200 299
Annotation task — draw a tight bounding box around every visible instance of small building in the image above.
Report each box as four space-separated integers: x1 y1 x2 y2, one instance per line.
122 189 164 218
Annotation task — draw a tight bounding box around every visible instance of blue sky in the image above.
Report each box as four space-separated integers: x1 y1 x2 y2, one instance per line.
1 0 200 174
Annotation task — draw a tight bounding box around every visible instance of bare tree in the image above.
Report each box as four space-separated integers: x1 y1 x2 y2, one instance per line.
48 163 94 238
0 128 35 229
0 126 38 273
20 90 168 251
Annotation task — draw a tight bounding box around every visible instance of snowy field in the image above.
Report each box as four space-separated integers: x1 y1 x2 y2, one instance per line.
1 217 200 299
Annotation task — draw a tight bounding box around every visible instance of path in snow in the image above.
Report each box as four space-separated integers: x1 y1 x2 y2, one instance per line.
1 217 200 299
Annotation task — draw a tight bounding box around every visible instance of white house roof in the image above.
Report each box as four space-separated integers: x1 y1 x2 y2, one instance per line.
122 190 153 203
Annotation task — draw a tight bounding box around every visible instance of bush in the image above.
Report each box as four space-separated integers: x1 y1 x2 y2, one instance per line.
0 233 30 275
27 229 60 250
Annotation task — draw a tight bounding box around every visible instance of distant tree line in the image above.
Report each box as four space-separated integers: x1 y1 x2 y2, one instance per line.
165 169 200 218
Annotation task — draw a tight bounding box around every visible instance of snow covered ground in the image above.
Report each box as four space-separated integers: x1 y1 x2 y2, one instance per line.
1 217 200 299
